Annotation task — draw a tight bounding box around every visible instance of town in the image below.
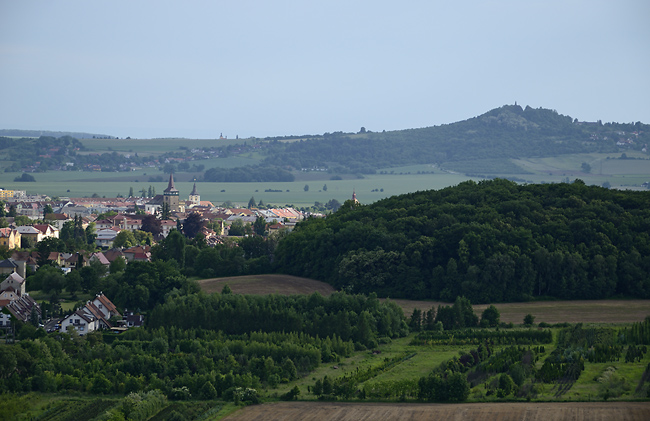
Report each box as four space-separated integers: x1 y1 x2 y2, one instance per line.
0 173 327 339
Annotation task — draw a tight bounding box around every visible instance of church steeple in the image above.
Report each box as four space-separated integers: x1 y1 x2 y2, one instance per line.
163 173 180 212
189 182 200 207
164 173 179 195
352 189 359 204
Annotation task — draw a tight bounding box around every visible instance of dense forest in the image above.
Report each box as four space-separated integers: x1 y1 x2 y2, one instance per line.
274 178 650 302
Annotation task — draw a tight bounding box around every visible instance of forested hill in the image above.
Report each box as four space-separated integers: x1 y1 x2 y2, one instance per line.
274 179 650 303
261 105 649 173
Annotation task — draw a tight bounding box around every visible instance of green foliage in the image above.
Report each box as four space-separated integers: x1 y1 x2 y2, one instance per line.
524 314 535 326
411 329 552 346
148 292 407 347
481 305 500 328
14 172 36 182
203 165 294 182
275 178 650 301
418 372 470 402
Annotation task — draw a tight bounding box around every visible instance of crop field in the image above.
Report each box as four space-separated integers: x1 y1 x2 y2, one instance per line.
0 169 472 207
221 401 650 421
198 275 336 296
78 137 248 154
199 275 650 325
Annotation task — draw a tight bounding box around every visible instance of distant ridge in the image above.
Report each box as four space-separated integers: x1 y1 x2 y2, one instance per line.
0 129 115 139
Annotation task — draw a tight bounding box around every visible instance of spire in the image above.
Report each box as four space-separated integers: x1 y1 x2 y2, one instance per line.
164 173 178 194
190 182 198 196
352 189 358 203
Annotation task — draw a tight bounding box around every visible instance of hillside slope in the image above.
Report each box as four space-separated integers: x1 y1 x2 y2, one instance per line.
274 178 650 302
261 105 649 173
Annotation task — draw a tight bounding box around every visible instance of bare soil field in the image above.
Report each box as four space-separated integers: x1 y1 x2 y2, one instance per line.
397 299 650 324
198 274 336 296
220 401 650 421
198 275 649 324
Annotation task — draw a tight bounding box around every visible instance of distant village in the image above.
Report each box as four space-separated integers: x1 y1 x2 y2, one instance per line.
0 174 341 338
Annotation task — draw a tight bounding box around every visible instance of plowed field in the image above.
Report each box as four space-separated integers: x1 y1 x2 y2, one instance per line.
220 401 650 421
198 274 650 324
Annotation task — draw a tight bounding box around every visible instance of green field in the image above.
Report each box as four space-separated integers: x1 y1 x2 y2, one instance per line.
2 133 650 207
0 170 473 208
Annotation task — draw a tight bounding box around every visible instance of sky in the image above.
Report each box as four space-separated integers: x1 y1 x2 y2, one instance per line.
1 1 649 139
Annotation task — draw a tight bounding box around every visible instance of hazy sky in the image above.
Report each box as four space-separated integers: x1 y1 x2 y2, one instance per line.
1 1 648 139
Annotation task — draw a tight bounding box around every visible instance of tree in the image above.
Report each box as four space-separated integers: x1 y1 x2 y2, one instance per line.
113 230 137 248
323 184 328 191
14 173 35 182
581 162 591 173
253 216 266 236
133 230 153 246
129 187 134 198
182 212 203 238
37 237 65 266
43 203 53 218
524 314 535 326
109 256 127 274
248 196 256 209
228 219 246 236
160 203 171 220
304 184 309 192
85 222 97 246
65 270 82 296
480 305 500 328
141 214 162 237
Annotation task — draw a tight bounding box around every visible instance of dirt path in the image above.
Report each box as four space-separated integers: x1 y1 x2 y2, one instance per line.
220 401 650 421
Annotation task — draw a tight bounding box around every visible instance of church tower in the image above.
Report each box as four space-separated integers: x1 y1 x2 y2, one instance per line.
163 173 180 212
189 182 200 207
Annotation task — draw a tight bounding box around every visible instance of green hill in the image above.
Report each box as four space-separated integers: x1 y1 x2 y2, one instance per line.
273 178 650 302
260 105 649 174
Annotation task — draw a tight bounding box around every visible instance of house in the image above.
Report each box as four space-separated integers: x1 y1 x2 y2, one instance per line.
0 228 21 250
123 246 151 262
16 225 43 245
160 220 177 237
0 295 40 326
0 260 18 277
60 293 120 335
63 252 89 270
90 252 111 267
144 195 165 215
8 253 36 275
0 272 26 299
121 310 144 328
33 224 59 240
90 293 120 320
95 227 121 248
60 309 98 335
43 213 72 230
103 248 127 263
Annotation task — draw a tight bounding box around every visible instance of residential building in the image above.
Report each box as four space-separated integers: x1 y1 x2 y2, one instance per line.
0 228 21 250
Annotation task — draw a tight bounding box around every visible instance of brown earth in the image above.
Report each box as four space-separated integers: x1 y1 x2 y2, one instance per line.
220 401 650 421
198 275 650 324
198 274 336 296
398 299 650 324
